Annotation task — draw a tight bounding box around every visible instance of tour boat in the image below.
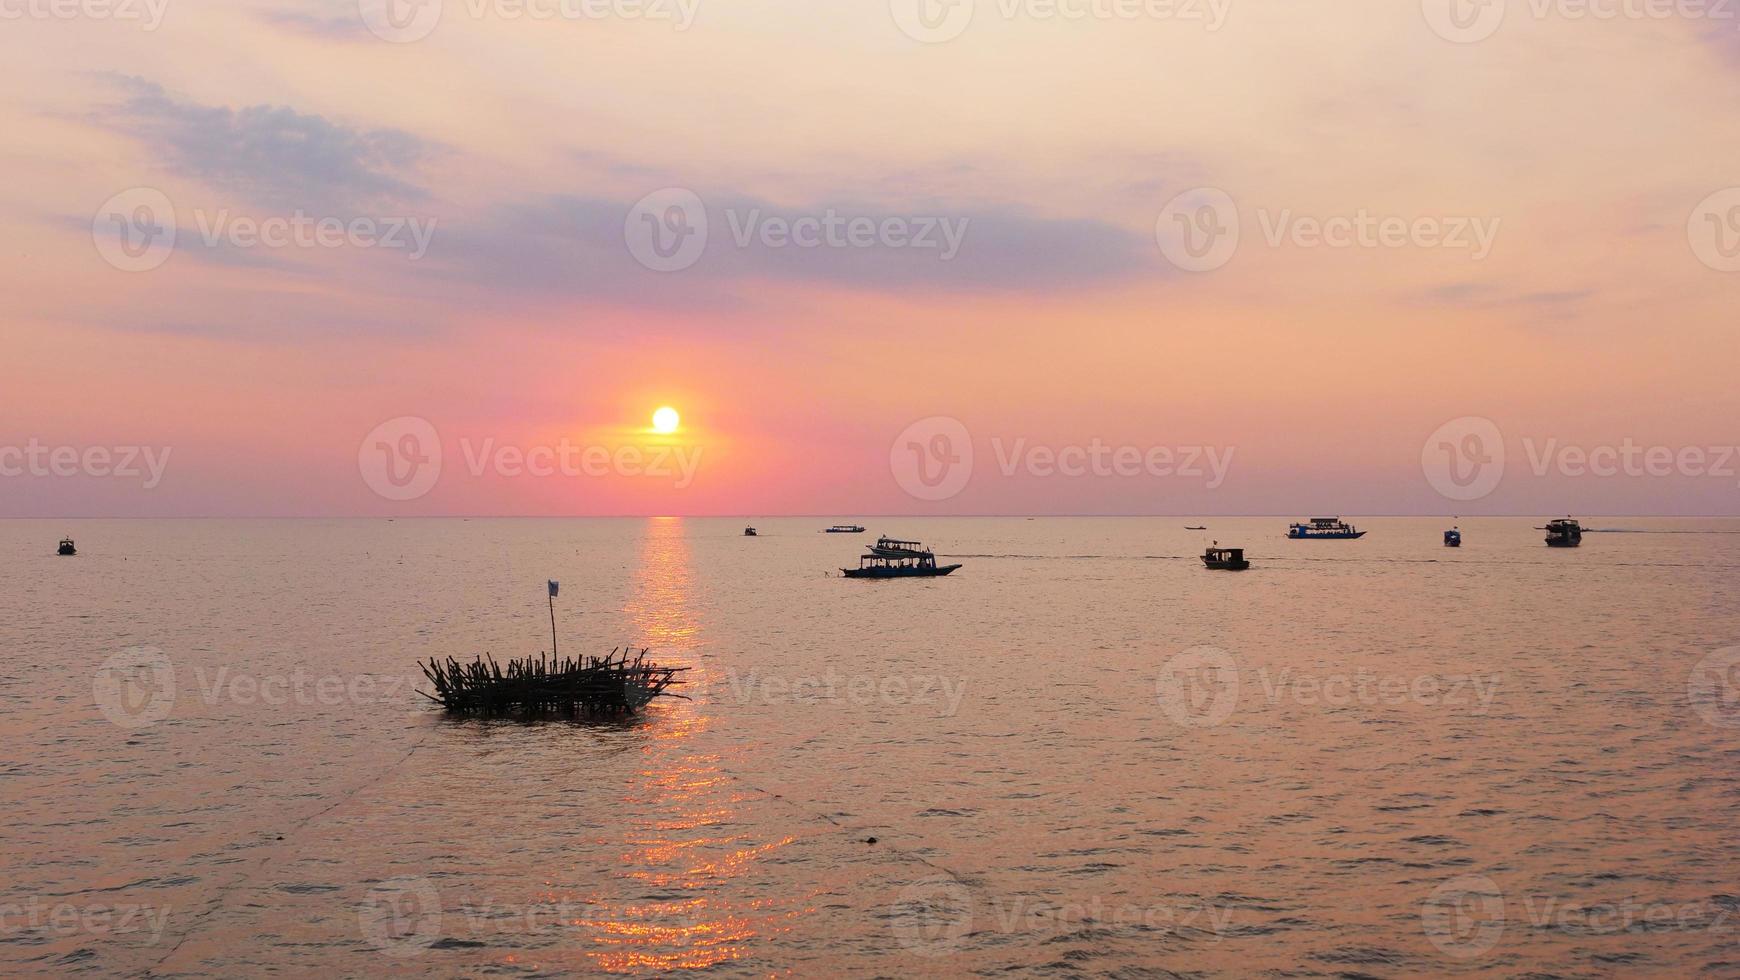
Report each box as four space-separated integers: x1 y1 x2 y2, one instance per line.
1287 517 1366 540
744 526 758 536
825 524 866 534
1201 544 1249 571
869 536 928 557
57 537 76 556
1544 517 1582 548
842 539 960 578
1444 527 1461 547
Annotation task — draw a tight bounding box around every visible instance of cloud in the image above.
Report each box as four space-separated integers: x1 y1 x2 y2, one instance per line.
96 76 432 208
420 189 1156 312
1411 281 1594 311
259 9 370 40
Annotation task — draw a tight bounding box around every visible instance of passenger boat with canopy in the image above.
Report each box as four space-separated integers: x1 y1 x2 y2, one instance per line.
1287 517 1366 540
1544 517 1582 548
841 538 961 578
1200 544 1249 571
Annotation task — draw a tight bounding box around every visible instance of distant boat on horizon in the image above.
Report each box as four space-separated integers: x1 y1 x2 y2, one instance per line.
1545 517 1583 548
1201 543 1249 570
1444 527 1462 547
744 526 758 536
1287 517 1366 540
1184 525 1208 530
57 537 76 556
825 524 866 534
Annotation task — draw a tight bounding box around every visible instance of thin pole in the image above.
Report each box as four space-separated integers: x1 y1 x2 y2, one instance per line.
549 593 558 657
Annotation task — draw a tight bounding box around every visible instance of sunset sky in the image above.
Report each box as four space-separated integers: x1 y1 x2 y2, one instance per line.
5 0 1739 516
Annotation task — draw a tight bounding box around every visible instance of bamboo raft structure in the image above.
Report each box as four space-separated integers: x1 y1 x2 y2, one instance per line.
419 647 687 717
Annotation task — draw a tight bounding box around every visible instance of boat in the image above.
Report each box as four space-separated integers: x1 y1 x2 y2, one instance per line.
1544 517 1582 548
57 537 76 556
1201 544 1249 571
825 524 866 534
841 539 961 578
1184 525 1208 530
869 536 928 557
744 526 758 536
842 552 962 579
1287 517 1366 540
1444 527 1461 547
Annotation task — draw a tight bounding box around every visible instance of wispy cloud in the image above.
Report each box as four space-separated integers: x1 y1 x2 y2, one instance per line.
423 190 1155 311
94 75 432 208
257 2 370 40
1411 281 1594 311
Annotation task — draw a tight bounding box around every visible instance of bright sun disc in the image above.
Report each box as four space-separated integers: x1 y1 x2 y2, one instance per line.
652 406 680 433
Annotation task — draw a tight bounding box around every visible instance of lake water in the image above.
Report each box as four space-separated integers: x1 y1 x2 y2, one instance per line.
5 517 1740 976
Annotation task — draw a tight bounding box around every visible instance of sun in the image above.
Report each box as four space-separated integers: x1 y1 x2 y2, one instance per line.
651 406 681 434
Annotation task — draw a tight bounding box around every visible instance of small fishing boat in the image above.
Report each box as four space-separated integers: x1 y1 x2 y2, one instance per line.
1287 517 1366 540
1544 517 1582 548
1201 544 1249 571
825 524 866 534
1184 525 1208 531
1444 527 1461 548
744 526 758 536
57 537 77 556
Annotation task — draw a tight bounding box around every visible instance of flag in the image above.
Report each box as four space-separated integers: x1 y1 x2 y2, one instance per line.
548 580 559 598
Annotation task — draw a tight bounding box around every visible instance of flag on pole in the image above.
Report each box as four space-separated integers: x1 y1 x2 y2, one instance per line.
548 580 560 598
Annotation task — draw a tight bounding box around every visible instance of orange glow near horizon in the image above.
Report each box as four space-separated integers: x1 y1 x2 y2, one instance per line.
4 12 1740 516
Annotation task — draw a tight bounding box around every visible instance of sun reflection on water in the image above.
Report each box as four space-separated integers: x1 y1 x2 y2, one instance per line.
575 517 799 973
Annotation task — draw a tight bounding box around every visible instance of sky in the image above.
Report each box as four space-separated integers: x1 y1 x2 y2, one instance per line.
4 0 1740 516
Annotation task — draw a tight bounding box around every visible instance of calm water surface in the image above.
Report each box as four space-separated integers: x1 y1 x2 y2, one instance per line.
4 517 1740 977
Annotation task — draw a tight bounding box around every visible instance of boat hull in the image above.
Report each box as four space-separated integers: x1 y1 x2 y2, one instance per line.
1201 559 1249 571
841 564 961 579
1287 531 1366 540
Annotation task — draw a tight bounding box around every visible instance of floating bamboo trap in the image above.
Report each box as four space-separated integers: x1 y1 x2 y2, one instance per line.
419 647 687 717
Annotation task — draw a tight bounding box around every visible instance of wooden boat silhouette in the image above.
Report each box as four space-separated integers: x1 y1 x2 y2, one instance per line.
842 538 960 578
1287 517 1365 540
1201 545 1249 571
1544 517 1582 548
